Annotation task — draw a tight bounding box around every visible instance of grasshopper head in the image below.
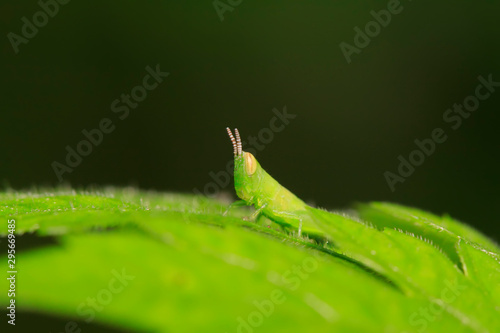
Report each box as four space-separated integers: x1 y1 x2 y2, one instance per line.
226 127 261 202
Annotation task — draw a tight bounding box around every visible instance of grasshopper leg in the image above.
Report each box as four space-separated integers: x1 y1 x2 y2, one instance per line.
262 209 305 237
244 203 268 221
223 200 247 216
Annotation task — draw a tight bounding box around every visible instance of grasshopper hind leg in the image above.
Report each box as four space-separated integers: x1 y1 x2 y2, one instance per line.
264 209 306 238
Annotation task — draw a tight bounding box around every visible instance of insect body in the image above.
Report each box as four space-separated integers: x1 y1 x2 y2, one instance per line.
226 128 321 237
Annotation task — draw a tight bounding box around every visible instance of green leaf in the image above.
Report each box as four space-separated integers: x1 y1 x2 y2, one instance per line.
1 190 499 332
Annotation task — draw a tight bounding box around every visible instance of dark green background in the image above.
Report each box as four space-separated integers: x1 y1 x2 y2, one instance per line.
2 1 499 240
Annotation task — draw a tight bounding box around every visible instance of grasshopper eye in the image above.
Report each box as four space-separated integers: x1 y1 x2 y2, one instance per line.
244 152 257 176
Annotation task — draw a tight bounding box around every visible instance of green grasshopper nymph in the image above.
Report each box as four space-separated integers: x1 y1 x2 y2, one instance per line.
225 127 320 237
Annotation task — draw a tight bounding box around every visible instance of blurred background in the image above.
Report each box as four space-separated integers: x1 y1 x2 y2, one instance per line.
1 0 499 243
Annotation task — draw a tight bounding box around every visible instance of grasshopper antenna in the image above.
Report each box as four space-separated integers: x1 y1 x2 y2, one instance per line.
234 128 242 156
226 127 237 156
